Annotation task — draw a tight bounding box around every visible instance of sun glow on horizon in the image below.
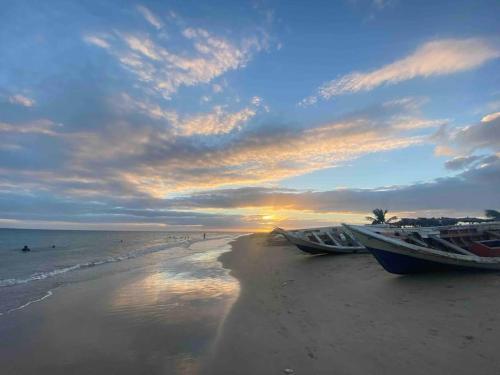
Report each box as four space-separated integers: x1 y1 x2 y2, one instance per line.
0 1 498 231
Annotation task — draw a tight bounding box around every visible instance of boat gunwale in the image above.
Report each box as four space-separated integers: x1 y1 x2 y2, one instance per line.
344 224 500 265
275 227 366 253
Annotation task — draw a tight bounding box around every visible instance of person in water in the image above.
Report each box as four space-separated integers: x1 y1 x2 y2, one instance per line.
22 245 31 252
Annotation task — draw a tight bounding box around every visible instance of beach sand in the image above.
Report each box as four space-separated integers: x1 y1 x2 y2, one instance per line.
205 233 500 375
3 233 500 374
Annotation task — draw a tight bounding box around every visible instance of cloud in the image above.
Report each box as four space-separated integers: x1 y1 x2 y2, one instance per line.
301 38 499 105
391 117 446 130
0 191 253 230
434 111 500 156
1 156 497 229
8 94 35 107
212 83 223 93
444 155 483 170
251 96 263 106
166 156 500 217
4 1 496 230
172 105 257 135
137 5 163 30
85 24 266 99
0 119 58 135
83 34 111 49
89 98 429 196
0 98 433 200
114 94 259 135
481 111 500 123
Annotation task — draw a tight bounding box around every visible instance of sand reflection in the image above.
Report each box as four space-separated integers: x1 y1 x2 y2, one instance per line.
110 271 240 318
104 238 242 374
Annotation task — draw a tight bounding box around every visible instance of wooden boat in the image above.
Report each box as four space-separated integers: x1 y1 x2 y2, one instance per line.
271 226 366 254
343 222 500 274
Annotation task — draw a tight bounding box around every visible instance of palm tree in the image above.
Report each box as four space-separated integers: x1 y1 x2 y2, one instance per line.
485 209 500 220
366 208 398 225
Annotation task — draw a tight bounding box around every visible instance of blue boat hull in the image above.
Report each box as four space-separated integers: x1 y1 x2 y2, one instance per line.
367 247 460 274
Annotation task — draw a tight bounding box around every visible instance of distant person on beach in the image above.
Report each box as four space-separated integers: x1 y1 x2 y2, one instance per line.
22 245 30 252
203 233 206 240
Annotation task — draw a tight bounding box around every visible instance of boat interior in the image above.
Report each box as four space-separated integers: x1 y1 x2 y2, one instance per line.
376 225 500 257
292 227 362 248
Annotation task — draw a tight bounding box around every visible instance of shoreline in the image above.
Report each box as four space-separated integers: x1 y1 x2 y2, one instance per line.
0 232 238 314
205 233 500 374
3 232 500 374
0 235 242 375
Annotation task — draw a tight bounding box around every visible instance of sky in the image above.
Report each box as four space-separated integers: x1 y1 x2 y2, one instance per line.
0 0 499 231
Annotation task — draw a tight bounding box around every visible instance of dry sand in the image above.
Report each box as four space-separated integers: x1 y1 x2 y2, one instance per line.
205 233 500 375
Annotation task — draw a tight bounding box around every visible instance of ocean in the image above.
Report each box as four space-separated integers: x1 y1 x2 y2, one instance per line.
0 228 242 312
0 228 245 374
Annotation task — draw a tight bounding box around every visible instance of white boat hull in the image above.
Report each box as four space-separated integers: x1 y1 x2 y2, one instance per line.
273 226 366 255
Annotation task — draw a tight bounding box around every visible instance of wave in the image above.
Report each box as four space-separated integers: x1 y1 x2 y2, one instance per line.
0 240 190 288
0 289 55 316
0 234 246 289
0 233 247 316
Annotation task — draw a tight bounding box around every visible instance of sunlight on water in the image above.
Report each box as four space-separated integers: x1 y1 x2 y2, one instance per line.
103 237 242 374
110 237 242 314
109 271 240 318
0 233 244 375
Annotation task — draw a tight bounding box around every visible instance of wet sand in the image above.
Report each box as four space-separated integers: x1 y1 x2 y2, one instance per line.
0 237 240 375
205 233 500 374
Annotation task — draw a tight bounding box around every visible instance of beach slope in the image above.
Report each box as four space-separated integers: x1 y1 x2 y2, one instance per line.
206 233 500 375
